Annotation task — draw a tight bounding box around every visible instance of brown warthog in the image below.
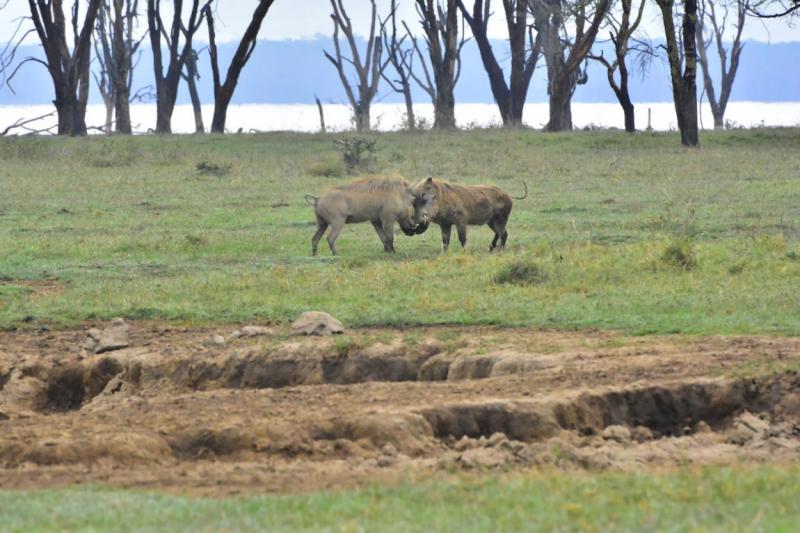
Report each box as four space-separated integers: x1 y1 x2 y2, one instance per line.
307 176 419 255
411 177 527 251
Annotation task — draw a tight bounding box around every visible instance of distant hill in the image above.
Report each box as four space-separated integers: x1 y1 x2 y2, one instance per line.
1 37 798 106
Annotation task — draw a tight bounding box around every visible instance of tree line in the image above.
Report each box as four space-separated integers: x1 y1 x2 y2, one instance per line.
0 0 795 146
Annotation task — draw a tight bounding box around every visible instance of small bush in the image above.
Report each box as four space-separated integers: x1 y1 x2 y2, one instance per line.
660 239 697 271
728 261 746 275
196 161 232 177
494 261 549 286
785 251 800 262
336 137 376 174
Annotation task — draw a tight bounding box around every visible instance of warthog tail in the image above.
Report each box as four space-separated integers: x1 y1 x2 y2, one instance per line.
512 181 528 200
304 194 319 206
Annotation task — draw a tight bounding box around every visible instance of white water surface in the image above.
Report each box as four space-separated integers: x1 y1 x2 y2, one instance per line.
1 101 799 135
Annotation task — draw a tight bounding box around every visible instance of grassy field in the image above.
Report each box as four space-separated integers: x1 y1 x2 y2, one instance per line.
2 465 799 531
0 129 799 333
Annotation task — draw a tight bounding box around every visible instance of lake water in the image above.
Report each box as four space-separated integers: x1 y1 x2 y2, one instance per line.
1 101 799 134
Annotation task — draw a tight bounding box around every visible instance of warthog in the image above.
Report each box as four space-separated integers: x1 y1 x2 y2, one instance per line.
306 176 419 255
411 177 527 251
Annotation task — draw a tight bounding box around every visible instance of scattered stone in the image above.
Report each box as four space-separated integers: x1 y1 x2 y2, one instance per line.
0 412 8 421
290 311 344 336
477 435 488 447
453 436 475 452
87 318 130 354
695 421 712 433
601 425 631 443
487 432 509 447
631 426 654 443
381 443 398 457
240 326 273 338
736 411 770 436
203 335 226 347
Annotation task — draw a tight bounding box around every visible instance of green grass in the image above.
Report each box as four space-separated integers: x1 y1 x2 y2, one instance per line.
2 465 799 531
1 129 799 333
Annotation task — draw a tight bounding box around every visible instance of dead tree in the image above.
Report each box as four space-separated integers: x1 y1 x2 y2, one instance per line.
205 0 275 133
529 0 611 132
381 0 416 130
93 0 143 134
457 0 542 127
147 0 208 134
587 0 650 132
93 21 115 134
181 48 204 133
1 1 102 136
324 0 389 132
410 0 467 129
656 0 699 146
745 0 800 17
696 0 746 129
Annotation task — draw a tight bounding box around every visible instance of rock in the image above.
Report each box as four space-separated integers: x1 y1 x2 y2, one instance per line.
381 443 398 457
291 311 344 336
602 425 631 443
0 411 8 421
735 411 769 436
695 421 712 433
203 335 226 347
92 319 130 354
240 326 273 338
631 426 654 443
453 436 475 452
487 432 508 447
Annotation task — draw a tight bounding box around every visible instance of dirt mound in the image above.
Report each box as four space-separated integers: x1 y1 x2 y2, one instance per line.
1 324 800 494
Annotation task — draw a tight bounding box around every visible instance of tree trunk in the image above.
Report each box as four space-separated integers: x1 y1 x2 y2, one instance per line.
354 103 371 132
712 109 724 129
622 99 635 132
114 88 132 134
315 96 326 133
187 77 204 133
402 85 416 130
434 88 456 129
547 78 572 132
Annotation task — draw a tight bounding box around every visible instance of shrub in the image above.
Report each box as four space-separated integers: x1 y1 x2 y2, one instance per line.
494 261 549 286
660 239 697 271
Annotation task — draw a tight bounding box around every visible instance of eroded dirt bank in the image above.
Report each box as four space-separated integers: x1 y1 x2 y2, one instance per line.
1 324 799 494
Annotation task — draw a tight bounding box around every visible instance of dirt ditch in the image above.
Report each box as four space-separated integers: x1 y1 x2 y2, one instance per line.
1 323 799 494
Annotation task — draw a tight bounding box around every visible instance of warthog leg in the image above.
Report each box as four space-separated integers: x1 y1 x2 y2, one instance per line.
311 217 329 256
440 223 452 252
379 214 396 253
456 224 468 248
326 220 345 255
371 220 391 252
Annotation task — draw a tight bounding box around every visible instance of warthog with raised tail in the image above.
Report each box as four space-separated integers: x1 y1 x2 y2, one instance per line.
411 177 528 252
306 176 419 255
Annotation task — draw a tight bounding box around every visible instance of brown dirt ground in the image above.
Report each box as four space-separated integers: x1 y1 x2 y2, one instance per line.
1 322 799 495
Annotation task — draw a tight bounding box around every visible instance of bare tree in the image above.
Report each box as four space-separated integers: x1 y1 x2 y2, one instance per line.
410 0 466 129
457 0 542 127
697 0 746 129
656 0 699 146
93 0 143 134
745 0 800 17
147 0 207 134
381 0 416 130
1 1 102 136
324 0 389 133
588 0 650 132
205 0 275 133
529 0 611 132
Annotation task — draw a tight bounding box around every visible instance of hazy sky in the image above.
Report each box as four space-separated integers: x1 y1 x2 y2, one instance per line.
0 0 797 45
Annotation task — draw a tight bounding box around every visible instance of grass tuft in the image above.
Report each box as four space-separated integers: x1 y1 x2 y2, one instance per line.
494 261 549 286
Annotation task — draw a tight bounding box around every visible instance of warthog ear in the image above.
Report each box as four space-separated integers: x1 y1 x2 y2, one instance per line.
426 176 433 183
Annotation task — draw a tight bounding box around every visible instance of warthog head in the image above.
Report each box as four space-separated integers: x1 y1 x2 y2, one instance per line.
411 177 438 234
